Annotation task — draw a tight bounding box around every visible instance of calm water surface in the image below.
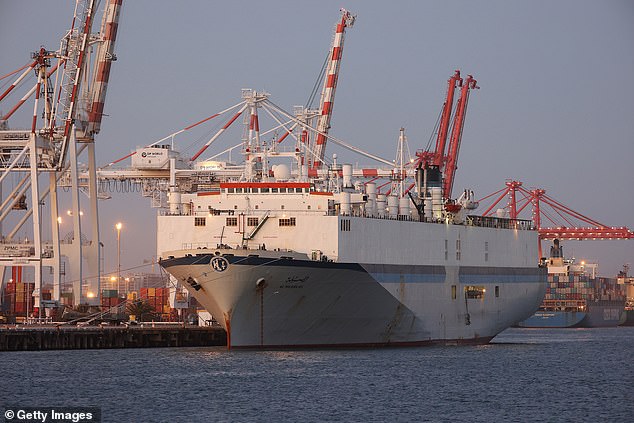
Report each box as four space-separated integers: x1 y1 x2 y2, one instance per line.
1 327 633 422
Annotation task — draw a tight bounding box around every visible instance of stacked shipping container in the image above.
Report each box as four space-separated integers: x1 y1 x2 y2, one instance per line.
544 273 626 308
2 281 35 316
101 289 123 309
140 287 172 321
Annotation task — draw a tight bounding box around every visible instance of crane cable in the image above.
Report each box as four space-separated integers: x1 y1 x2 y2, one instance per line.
305 51 330 109
425 106 444 153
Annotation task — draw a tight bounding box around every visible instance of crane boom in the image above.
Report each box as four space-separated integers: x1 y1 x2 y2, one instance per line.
478 181 634 257
312 8 355 169
442 74 478 199
86 0 123 136
433 70 462 168
55 0 98 166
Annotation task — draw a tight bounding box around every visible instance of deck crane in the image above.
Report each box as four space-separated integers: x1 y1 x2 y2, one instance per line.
413 70 476 202
432 70 462 168
0 0 122 315
311 8 356 170
442 74 478 200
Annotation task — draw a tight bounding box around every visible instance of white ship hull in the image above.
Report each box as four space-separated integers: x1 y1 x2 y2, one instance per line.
159 216 546 348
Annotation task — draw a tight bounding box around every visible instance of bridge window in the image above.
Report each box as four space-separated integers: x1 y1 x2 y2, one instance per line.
194 217 206 227
226 217 238 227
340 219 351 231
247 217 259 226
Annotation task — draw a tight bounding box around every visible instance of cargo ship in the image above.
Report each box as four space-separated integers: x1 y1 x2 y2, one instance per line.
156 118 547 348
517 240 625 328
158 184 546 348
156 11 546 348
617 267 634 326
619 303 634 327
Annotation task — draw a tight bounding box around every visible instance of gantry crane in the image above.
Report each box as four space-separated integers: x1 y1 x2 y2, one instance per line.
479 180 634 258
0 0 122 316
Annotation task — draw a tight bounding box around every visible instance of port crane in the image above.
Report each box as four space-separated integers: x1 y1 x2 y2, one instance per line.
0 0 122 315
478 180 634 257
311 8 356 170
1 4 481 319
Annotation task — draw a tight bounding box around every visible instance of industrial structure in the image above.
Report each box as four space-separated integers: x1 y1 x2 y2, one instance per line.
478 180 634 258
0 0 122 316
0 3 628 328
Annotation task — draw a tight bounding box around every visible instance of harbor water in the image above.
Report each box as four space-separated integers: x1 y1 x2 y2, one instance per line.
1 327 633 422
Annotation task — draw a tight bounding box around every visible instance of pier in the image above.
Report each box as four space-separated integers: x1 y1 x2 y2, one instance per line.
0 325 227 351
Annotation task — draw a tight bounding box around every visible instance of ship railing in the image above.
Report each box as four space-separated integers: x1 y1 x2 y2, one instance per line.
180 242 296 252
327 211 535 231
161 208 534 231
181 242 216 250
466 215 534 230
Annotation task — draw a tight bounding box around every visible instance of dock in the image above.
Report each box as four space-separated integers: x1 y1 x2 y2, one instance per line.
0 325 227 351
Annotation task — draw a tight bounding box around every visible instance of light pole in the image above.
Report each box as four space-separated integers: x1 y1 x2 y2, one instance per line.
115 222 122 295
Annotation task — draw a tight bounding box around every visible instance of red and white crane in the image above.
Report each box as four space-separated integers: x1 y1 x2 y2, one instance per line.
311 8 356 170
0 0 123 313
86 0 123 136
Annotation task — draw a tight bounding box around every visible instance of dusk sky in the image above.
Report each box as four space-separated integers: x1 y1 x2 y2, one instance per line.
1 0 632 277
